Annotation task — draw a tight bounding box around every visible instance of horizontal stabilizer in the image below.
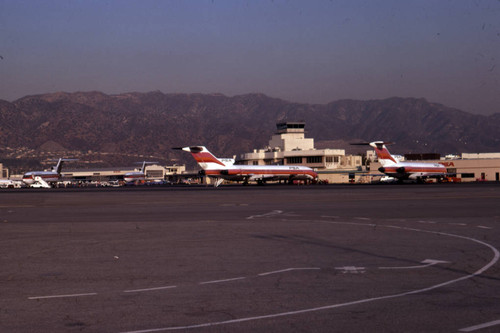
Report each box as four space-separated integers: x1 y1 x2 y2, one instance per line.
49 158 79 162
350 141 394 149
349 142 372 146
172 146 204 153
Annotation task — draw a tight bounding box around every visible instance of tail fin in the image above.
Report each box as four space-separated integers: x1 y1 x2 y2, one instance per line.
51 158 78 174
173 146 231 170
369 141 397 166
52 158 64 174
351 141 397 166
137 161 159 173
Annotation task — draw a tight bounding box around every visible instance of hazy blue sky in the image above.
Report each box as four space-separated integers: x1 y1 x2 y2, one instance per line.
1 0 499 114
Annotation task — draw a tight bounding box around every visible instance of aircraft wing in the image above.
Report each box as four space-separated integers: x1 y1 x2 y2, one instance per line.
248 174 278 181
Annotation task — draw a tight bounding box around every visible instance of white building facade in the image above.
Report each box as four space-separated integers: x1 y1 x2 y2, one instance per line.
237 122 362 183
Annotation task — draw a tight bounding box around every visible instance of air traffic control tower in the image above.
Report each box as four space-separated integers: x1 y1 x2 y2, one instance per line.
236 122 361 177
269 122 314 152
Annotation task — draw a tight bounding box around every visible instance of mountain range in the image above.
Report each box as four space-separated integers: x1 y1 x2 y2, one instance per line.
1 91 499 172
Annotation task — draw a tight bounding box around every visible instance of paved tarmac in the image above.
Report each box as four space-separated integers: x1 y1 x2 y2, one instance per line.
1 183 500 332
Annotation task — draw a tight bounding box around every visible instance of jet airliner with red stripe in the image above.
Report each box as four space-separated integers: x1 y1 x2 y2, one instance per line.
352 141 448 182
174 146 318 186
22 158 75 186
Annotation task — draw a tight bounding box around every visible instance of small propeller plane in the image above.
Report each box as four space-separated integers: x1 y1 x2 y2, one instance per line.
174 146 318 186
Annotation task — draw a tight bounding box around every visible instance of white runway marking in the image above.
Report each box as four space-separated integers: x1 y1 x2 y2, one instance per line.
199 277 246 285
124 285 177 293
335 266 366 274
417 220 436 224
27 266 322 301
477 225 492 229
28 292 97 300
258 267 321 276
379 259 450 270
120 222 500 333
246 210 283 220
459 319 500 332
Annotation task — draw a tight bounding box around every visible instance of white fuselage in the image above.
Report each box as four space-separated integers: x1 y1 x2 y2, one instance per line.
22 171 60 184
123 172 146 183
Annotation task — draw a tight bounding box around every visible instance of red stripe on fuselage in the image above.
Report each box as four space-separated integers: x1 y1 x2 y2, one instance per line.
374 147 397 163
23 173 59 180
22 172 60 183
205 168 317 179
124 174 145 180
383 166 446 174
192 152 226 166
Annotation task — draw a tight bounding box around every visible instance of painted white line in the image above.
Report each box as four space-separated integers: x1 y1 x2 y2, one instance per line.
120 223 500 333
124 286 177 293
28 292 97 300
379 259 450 270
335 266 366 274
199 277 246 285
459 319 500 332
246 210 283 220
354 217 371 220
258 267 320 276
417 220 436 224
477 225 492 229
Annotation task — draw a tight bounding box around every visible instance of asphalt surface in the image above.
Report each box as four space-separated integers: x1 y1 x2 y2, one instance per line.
1 183 500 332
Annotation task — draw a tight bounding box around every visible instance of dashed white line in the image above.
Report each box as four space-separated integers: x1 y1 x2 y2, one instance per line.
335 266 366 274
28 292 97 300
459 319 500 332
120 223 500 333
199 277 246 285
124 285 177 293
246 210 283 220
27 267 318 300
258 267 320 276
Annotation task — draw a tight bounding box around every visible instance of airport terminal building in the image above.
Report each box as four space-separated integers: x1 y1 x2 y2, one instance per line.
234 122 500 183
0 163 8 179
236 122 363 183
59 164 186 184
2 121 500 185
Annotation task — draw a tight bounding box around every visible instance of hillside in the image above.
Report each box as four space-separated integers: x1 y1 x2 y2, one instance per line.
1 91 499 172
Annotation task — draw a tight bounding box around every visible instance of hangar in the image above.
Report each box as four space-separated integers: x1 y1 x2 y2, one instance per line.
60 164 186 184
